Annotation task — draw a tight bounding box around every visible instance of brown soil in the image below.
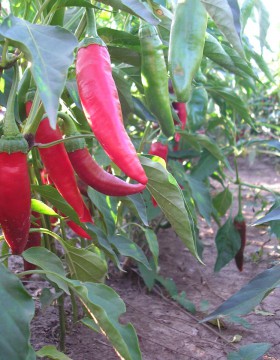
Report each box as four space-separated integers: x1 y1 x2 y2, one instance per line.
14 156 280 359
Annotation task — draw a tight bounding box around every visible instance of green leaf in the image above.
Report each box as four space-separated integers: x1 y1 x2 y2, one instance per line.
201 0 245 57
191 151 219 181
186 175 214 224
207 87 252 126
214 217 241 272
80 317 100 333
109 235 151 270
227 342 271 360
32 185 80 224
62 242 108 283
213 187 233 216
88 188 116 236
22 247 69 294
257 1 270 52
0 67 13 108
99 28 140 50
140 156 201 261
113 67 134 121
31 199 58 217
36 345 72 360
253 206 280 225
100 0 159 25
108 46 141 67
0 263 36 360
241 0 257 31
0 15 78 128
227 0 242 42
70 281 142 360
120 193 148 226
173 291 196 314
143 228 159 267
202 265 280 323
138 259 157 291
40 288 63 312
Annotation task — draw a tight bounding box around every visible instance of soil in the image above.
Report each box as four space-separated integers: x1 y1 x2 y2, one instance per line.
11 155 280 359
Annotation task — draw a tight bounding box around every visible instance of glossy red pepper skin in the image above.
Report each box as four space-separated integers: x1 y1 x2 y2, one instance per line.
76 44 148 185
0 152 31 254
233 217 246 272
34 117 87 218
68 148 146 196
173 102 187 143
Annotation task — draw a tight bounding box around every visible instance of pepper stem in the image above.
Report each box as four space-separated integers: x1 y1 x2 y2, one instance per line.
85 7 98 38
3 63 20 137
57 111 78 136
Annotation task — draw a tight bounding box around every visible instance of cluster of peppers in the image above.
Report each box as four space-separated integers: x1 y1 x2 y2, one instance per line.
0 9 148 257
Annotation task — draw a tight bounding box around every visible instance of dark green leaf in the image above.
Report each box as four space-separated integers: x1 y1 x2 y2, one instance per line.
132 96 157 122
138 259 157 291
99 28 140 50
0 263 36 360
0 15 78 128
202 265 280 323
191 151 219 181
0 67 13 108
80 317 100 333
120 193 148 226
173 291 196 314
65 78 82 109
22 247 69 294
110 235 151 270
227 342 271 360
108 46 141 67
213 187 233 216
40 288 63 312
214 217 241 272
113 67 134 120
227 0 242 41
36 345 72 360
186 175 214 224
32 185 80 224
143 228 159 267
140 156 201 261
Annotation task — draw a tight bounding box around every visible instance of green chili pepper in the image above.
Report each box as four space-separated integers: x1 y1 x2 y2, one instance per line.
169 0 207 102
139 22 174 138
187 86 208 131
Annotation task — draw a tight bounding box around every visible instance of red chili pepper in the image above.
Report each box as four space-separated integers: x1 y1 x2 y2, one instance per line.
76 9 147 185
61 113 146 197
233 215 246 272
0 151 31 254
173 102 187 143
23 211 42 276
0 65 30 254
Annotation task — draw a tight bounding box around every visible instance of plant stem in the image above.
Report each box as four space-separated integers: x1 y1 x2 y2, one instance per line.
32 0 52 23
35 133 95 148
0 39 9 67
3 63 20 137
70 289 79 323
58 294 66 352
74 10 87 40
138 121 152 153
23 90 44 136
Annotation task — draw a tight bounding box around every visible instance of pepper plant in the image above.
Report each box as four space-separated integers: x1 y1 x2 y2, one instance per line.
0 0 277 359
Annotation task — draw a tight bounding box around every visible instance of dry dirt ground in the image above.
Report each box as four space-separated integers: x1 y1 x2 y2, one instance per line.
11 155 280 359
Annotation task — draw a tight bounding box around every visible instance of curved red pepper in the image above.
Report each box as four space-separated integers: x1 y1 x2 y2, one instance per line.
0 152 31 254
76 44 148 185
68 148 146 196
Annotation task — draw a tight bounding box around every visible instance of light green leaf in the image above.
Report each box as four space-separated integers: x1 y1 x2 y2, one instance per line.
109 235 151 270
213 187 233 216
143 228 159 267
227 342 271 360
62 242 107 283
140 156 201 261
0 264 36 360
201 0 245 57
37 345 72 360
22 247 69 294
0 15 78 128
241 0 257 31
80 317 100 333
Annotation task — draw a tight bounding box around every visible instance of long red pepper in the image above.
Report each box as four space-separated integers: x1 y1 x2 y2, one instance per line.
26 102 93 238
0 65 30 254
233 214 246 272
76 8 148 185
173 102 187 143
60 113 146 196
